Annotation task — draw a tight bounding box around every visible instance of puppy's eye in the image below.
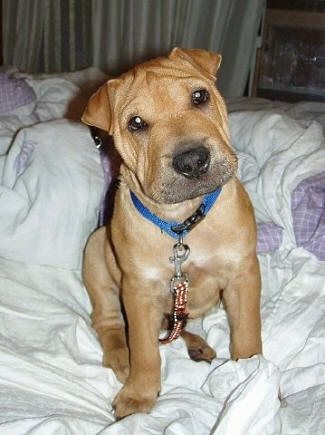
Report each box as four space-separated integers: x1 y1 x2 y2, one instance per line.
192 89 209 106
128 116 148 132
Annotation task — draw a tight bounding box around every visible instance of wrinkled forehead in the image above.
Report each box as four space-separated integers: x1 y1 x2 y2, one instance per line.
129 54 214 83
114 58 216 112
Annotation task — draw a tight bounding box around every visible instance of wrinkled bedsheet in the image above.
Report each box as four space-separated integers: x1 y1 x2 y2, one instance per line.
0 101 324 434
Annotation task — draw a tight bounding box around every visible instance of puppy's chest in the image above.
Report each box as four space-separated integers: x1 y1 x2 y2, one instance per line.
143 258 223 316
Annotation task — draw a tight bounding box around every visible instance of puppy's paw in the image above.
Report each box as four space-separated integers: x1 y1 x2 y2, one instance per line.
181 331 216 362
188 345 216 362
113 384 158 419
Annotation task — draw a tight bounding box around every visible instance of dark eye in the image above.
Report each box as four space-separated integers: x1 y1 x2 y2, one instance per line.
128 116 148 132
192 89 209 106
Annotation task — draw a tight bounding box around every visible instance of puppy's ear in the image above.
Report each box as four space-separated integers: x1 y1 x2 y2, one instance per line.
82 84 111 131
169 47 222 77
82 79 121 133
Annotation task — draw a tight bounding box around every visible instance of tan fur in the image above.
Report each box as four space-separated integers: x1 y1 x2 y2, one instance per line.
82 47 262 419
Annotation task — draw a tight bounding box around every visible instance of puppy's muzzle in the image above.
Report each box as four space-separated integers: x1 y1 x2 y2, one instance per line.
173 145 210 179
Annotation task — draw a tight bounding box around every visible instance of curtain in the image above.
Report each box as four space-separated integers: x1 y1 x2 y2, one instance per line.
2 0 263 97
2 0 92 73
3 0 46 72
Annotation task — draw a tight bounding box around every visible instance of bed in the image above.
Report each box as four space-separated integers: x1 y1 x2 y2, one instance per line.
0 67 324 434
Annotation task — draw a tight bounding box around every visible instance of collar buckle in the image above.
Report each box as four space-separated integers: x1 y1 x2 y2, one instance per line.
170 204 206 235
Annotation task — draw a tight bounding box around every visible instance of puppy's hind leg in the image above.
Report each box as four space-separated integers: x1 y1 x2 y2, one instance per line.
181 330 216 362
83 227 129 382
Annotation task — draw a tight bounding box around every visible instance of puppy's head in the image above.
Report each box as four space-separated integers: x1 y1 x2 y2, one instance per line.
82 47 237 204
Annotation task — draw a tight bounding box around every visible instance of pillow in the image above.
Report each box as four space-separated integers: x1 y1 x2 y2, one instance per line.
0 119 105 269
0 74 37 116
0 113 39 155
292 172 325 261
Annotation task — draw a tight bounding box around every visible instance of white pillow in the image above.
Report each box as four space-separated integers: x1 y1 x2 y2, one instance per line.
0 119 105 269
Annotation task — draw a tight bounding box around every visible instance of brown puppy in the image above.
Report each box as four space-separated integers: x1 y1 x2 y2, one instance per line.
82 47 262 419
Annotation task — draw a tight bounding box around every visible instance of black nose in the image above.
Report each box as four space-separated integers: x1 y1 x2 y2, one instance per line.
172 146 210 178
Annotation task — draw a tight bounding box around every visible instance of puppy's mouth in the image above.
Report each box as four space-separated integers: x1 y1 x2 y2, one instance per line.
158 144 237 204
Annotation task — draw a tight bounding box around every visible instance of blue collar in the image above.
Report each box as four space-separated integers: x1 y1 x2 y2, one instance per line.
130 188 222 239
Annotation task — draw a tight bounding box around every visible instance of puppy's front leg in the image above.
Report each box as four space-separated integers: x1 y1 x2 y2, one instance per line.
83 228 129 382
113 279 162 419
223 256 262 360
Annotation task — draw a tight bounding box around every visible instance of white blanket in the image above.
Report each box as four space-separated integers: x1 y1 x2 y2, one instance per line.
0 103 324 434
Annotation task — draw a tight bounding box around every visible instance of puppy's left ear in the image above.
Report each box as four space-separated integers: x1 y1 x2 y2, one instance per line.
82 84 111 131
82 79 122 134
169 47 222 77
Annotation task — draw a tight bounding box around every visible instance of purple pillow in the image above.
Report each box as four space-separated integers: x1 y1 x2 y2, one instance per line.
0 74 36 115
292 172 325 261
257 222 283 254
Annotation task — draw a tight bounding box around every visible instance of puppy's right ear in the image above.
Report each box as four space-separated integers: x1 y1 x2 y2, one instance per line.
82 81 118 133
